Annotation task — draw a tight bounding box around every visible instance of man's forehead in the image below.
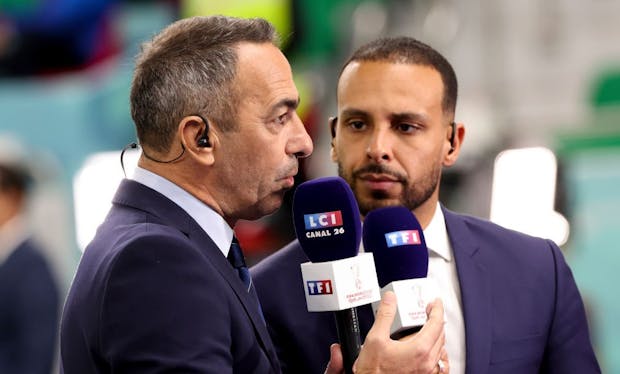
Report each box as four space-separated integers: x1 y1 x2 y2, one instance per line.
234 42 297 100
339 60 439 81
337 61 444 110
235 42 291 80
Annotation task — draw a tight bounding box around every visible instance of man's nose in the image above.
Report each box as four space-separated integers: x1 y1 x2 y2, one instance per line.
366 127 392 163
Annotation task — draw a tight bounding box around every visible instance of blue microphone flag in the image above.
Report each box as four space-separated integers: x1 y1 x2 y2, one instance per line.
362 206 429 287
293 176 362 263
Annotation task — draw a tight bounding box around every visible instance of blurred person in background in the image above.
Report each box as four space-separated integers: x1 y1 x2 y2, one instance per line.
252 36 600 374
0 0 119 77
0 136 60 374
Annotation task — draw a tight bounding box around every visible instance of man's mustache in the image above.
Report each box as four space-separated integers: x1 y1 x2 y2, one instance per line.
351 164 407 184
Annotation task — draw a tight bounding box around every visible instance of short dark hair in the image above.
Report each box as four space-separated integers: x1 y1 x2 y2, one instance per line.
131 16 279 152
342 37 458 117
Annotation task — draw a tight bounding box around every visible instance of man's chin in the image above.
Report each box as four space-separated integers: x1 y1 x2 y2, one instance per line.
247 195 285 221
358 197 404 216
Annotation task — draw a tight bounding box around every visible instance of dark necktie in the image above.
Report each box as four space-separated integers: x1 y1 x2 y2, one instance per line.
228 237 265 322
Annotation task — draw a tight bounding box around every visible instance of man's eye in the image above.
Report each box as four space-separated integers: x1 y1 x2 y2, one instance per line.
348 120 366 130
395 123 419 133
276 112 290 125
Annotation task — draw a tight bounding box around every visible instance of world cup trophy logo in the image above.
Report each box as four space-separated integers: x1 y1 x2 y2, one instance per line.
411 283 425 308
351 263 362 290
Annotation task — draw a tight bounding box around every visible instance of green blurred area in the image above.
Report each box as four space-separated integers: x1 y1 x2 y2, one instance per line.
556 67 620 373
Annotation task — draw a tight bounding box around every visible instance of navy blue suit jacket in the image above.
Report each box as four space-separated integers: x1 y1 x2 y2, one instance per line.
252 207 600 374
0 239 59 374
61 179 280 373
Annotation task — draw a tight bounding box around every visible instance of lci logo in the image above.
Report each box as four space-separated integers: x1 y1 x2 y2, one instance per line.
384 230 421 247
304 211 343 230
307 280 333 295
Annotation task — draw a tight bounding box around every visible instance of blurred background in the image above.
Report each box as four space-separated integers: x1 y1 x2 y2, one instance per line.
1 0 619 372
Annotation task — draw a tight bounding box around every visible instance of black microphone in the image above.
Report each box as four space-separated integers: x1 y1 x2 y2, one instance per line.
293 176 380 374
363 206 436 340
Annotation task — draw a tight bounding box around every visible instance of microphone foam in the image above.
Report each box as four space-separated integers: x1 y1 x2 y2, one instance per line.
362 206 428 287
293 176 362 263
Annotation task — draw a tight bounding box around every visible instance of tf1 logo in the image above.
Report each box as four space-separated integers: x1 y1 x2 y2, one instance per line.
384 230 421 248
307 280 333 295
304 210 343 230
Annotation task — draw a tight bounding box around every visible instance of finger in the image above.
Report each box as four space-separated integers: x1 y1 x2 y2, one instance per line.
435 354 449 374
366 291 397 339
432 349 448 374
440 348 450 374
428 327 446 364
427 298 444 323
433 360 445 374
440 346 448 361
425 297 437 315
324 343 344 374
402 299 443 366
416 299 445 344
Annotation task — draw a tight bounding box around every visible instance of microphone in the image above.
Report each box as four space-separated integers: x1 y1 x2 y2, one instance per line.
293 176 380 374
363 205 438 340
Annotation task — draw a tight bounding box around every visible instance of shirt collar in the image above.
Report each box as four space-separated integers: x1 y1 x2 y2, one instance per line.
424 202 452 262
132 166 234 257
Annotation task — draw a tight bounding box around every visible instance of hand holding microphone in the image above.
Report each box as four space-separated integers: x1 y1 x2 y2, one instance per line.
294 182 448 373
325 291 449 374
293 176 380 374
363 205 441 339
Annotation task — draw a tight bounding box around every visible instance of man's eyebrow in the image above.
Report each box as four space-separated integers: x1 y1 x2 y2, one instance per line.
272 97 300 112
339 109 429 123
340 108 370 118
390 112 430 123
265 97 299 120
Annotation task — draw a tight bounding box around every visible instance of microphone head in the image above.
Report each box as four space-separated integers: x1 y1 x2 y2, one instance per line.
293 176 362 263
362 206 429 287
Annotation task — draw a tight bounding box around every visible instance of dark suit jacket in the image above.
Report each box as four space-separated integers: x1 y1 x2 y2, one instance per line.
252 207 600 374
60 179 280 373
0 239 59 374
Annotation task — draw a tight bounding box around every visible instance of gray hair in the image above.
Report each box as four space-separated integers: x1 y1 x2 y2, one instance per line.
130 16 279 152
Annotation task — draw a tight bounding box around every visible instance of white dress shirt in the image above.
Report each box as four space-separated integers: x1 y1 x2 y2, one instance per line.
132 167 234 257
425 203 466 374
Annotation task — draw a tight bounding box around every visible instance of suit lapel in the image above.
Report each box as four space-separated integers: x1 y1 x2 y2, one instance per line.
187 225 281 372
443 208 492 374
113 179 280 372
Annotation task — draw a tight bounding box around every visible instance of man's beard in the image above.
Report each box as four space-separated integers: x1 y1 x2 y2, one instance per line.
338 162 440 216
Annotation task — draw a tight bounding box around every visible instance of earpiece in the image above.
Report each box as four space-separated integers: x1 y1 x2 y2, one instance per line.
197 132 211 148
196 115 212 148
448 122 456 154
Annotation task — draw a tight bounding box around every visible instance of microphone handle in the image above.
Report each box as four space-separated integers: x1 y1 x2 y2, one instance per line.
334 307 362 374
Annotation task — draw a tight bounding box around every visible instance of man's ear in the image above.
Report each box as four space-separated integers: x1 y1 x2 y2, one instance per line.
330 145 338 162
329 116 337 138
329 116 338 162
179 115 216 166
443 122 465 166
